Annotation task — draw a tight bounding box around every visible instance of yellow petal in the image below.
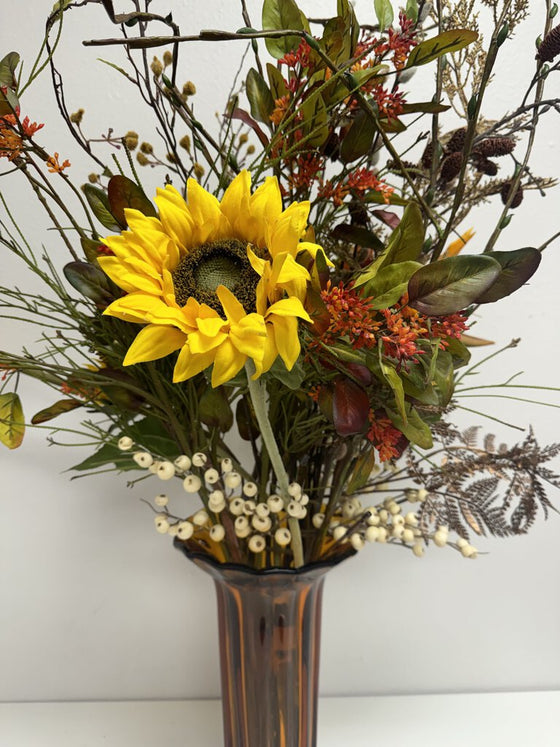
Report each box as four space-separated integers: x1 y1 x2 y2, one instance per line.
173 345 215 383
267 296 312 323
188 328 228 355
123 325 187 365
297 241 334 267
269 315 300 370
211 339 246 387
216 285 246 324
229 313 267 362
219 171 252 237
97 257 163 295
186 178 231 245
268 201 310 258
196 315 228 339
155 185 195 250
444 228 475 258
247 246 266 276
247 177 283 247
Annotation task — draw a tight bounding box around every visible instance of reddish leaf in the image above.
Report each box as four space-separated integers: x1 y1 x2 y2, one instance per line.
333 378 370 436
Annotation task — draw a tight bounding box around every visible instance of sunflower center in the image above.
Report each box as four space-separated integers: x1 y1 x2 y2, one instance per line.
172 238 260 315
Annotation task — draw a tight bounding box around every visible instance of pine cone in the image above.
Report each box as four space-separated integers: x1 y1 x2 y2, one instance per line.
421 141 434 169
445 128 467 154
474 137 515 157
537 24 560 63
440 152 463 182
500 181 524 208
472 155 498 176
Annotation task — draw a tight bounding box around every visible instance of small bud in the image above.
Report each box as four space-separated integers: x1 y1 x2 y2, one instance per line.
350 533 365 551
183 474 202 493
248 534 266 553
140 141 154 154
151 56 163 77
163 50 173 67
252 515 272 533
312 513 325 528
193 510 210 526
154 494 169 507
157 461 175 480
177 521 194 540
412 542 425 557
255 503 270 518
133 451 153 468
287 482 302 498
88 173 98 184
136 152 149 166
209 524 226 542
182 81 197 96
243 481 258 498
243 500 257 516
166 152 179 164
204 468 220 485
154 515 170 534
234 515 251 538
224 471 242 489
118 436 134 451
174 455 192 471
332 526 348 541
365 526 379 542
229 497 245 516
179 134 191 152
192 452 207 467
123 130 139 151
275 527 291 547
70 108 84 125
238 133 248 145
221 458 233 473
193 163 205 179
267 494 283 513
246 144 255 155
208 492 226 513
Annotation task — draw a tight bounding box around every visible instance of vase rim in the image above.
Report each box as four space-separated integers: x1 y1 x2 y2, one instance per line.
173 539 356 576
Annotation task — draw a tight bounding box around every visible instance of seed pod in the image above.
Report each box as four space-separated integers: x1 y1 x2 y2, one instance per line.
500 181 524 208
537 23 560 62
474 137 515 157
445 127 467 154
440 152 463 182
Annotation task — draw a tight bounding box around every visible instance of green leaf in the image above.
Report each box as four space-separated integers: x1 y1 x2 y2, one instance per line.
107 175 157 227
405 0 419 22
0 84 19 118
322 16 347 66
474 248 541 303
127 416 179 457
80 236 104 265
199 386 233 432
374 0 394 32
346 448 377 494
301 91 329 146
266 62 288 101
262 0 306 59
408 255 501 315
337 0 360 59
63 261 115 307
445 337 471 367
340 109 376 163
71 442 137 473
363 261 422 309
246 68 275 125
83 184 121 231
331 223 384 251
354 202 424 287
268 356 305 389
0 52 19 88
31 399 83 425
401 101 450 115
386 404 433 449
0 393 24 449
379 350 407 422
407 30 479 68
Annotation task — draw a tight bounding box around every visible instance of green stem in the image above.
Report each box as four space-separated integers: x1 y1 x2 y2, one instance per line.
245 365 304 568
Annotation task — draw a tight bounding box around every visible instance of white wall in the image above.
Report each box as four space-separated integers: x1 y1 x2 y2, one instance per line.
1 1 559 702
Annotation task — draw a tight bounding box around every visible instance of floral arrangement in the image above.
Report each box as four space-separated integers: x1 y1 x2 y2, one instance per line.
1 0 559 570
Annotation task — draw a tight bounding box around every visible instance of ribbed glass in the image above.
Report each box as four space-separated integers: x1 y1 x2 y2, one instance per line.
178 549 349 747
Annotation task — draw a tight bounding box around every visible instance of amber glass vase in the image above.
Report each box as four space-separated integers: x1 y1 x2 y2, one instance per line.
176 546 352 747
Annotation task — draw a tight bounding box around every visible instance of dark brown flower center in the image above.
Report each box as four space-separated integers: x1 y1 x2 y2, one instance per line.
172 239 261 314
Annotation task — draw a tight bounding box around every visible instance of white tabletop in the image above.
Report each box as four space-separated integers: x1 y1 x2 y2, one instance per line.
1 691 559 746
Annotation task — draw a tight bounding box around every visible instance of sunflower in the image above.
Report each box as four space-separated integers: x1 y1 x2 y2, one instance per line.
99 171 323 387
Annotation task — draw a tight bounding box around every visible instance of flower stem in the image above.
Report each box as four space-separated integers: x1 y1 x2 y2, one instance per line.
245 364 304 568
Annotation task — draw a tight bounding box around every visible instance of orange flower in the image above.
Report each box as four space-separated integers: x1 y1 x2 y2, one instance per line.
47 152 71 173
